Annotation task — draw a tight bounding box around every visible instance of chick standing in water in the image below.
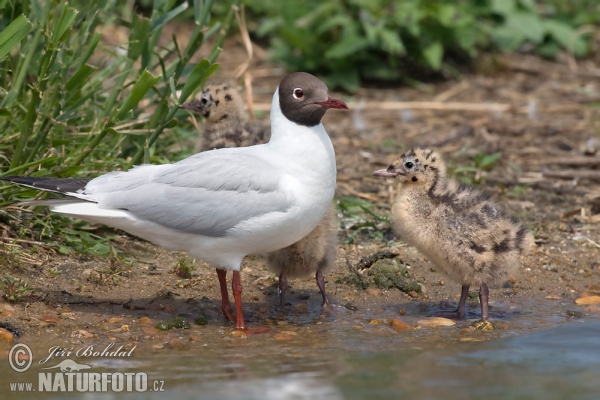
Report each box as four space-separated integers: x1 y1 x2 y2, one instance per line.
182 83 338 308
374 148 533 320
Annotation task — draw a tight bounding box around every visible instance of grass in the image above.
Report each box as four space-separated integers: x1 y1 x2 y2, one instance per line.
0 0 241 259
337 197 391 244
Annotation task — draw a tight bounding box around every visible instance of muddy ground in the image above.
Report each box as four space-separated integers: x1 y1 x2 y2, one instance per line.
0 36 599 346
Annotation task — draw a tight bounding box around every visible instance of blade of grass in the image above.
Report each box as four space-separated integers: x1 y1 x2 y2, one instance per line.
0 14 32 60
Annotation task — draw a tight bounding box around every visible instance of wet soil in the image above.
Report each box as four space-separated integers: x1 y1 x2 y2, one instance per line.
0 38 599 357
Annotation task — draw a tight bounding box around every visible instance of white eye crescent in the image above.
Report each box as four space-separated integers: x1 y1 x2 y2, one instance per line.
293 88 304 99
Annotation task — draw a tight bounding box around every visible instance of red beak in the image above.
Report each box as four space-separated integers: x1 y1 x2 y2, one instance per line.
315 96 349 110
373 168 399 178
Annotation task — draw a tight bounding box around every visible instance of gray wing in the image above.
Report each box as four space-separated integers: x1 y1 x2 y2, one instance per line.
85 150 293 237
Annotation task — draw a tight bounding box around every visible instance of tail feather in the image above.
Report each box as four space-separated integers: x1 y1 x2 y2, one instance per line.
0 176 90 195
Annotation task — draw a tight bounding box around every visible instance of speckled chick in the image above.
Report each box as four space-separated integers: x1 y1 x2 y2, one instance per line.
182 84 338 307
374 148 533 320
181 83 270 151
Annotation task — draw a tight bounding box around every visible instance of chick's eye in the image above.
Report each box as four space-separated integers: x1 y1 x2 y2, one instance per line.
293 88 304 99
404 161 414 169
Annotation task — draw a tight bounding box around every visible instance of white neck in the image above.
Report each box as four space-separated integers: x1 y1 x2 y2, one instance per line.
266 87 337 193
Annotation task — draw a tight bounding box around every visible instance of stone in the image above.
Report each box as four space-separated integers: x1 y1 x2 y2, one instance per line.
231 330 247 339
142 326 161 335
575 295 600 305
71 330 95 339
389 319 411 332
0 328 14 341
417 317 456 327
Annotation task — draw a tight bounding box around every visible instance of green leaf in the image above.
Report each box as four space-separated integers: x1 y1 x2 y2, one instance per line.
380 29 404 55
505 12 544 43
115 69 160 121
128 14 151 60
491 0 515 15
325 35 369 59
0 14 32 60
66 64 98 92
422 41 443 70
51 7 78 44
178 60 218 103
150 2 189 33
194 0 214 25
544 20 588 56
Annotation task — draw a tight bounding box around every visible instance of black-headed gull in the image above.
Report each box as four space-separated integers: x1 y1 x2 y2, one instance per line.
373 148 533 322
182 83 338 308
2 72 348 331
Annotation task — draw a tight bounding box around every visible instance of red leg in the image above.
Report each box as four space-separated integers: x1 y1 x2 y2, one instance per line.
232 270 246 330
216 268 234 322
230 270 270 334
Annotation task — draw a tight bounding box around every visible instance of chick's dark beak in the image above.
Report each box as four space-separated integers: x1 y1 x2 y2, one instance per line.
315 96 348 110
181 100 201 112
373 168 399 178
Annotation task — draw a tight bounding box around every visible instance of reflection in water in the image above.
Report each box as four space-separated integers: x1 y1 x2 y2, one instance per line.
1 302 599 399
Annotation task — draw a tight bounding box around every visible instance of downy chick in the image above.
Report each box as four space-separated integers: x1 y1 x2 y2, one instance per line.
182 83 338 307
182 83 270 151
374 148 533 320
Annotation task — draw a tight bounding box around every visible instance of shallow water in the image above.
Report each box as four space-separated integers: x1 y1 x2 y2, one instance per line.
2 297 599 399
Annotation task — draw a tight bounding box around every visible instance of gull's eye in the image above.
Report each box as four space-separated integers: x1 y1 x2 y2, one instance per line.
293 88 304 99
404 161 414 169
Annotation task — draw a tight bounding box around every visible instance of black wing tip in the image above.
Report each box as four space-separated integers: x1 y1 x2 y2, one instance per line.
0 176 90 194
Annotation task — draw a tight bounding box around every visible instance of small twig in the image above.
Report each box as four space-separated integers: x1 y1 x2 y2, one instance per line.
244 72 255 120
0 237 46 246
337 181 382 203
543 170 600 181
573 233 600 249
526 156 600 167
433 80 470 102
233 5 253 79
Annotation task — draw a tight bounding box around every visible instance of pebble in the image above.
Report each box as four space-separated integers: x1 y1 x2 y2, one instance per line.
365 288 381 296
1 310 15 317
0 328 14 341
71 329 95 339
280 330 298 336
273 333 294 341
417 317 456 328
108 317 121 324
166 338 189 350
545 295 561 300
388 319 411 332
231 331 247 339
369 319 384 325
138 317 153 325
408 291 419 298
0 303 15 312
39 315 62 325
575 295 600 305
141 326 161 335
